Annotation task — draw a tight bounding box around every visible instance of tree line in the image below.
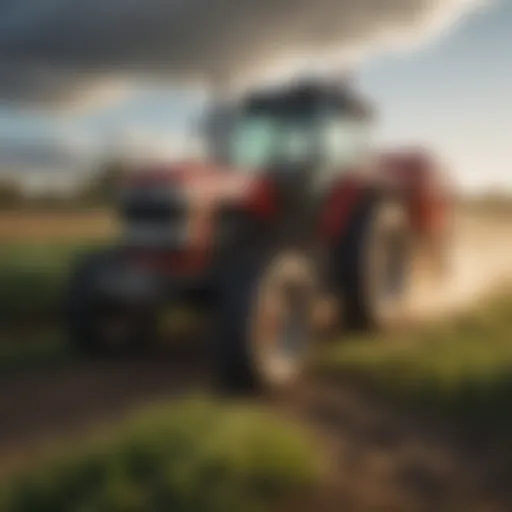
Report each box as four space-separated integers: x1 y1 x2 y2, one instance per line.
0 160 125 211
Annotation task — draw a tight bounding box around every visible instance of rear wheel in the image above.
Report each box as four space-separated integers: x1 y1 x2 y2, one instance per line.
213 250 318 393
339 197 412 330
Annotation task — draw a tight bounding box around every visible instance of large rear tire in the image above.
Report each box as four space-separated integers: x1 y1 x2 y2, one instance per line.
213 250 317 394
338 197 412 330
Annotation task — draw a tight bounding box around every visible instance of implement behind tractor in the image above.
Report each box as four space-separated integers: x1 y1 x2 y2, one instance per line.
65 79 451 392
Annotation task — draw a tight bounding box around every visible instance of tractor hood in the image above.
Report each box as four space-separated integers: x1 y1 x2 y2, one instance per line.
121 161 275 250
124 161 257 207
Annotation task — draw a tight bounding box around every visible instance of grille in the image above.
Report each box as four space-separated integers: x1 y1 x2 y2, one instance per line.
120 189 187 248
122 201 183 224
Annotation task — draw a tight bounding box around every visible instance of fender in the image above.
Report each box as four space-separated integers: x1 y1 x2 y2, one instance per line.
379 149 453 238
317 153 452 245
242 177 278 220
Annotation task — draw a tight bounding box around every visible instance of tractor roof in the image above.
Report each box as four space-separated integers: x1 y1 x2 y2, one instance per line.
243 79 373 120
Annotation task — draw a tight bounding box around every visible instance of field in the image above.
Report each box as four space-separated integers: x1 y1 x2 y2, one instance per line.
315 295 512 429
0 210 116 334
0 210 117 242
2 209 512 511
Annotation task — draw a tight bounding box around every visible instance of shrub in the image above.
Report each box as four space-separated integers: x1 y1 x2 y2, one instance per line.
0 398 320 512
0 242 101 328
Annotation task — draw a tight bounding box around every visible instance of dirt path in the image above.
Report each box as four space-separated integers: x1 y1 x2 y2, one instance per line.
279 382 512 512
0 357 211 477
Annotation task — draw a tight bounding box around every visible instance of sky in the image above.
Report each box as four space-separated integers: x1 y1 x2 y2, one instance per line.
358 0 512 192
0 0 509 194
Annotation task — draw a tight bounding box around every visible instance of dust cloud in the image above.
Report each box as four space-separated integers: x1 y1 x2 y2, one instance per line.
407 213 512 321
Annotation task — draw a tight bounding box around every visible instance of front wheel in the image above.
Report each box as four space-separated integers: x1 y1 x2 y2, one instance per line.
213 250 318 393
64 250 156 357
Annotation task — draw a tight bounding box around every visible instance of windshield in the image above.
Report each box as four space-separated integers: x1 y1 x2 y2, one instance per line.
229 111 369 172
229 114 315 170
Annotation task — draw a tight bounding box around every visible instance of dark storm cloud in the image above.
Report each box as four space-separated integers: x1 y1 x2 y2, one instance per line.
0 0 483 107
0 65 87 105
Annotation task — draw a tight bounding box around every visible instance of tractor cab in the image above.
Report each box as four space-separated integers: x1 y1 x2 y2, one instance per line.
213 81 374 190
209 80 375 230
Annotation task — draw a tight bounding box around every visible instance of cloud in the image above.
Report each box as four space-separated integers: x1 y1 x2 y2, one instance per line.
0 0 485 107
0 64 136 112
0 125 95 171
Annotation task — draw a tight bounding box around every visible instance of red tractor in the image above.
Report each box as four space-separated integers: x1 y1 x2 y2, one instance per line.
65 80 452 391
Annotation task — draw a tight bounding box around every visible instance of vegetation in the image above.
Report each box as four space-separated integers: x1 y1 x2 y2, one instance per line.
0 179 25 210
0 241 105 329
0 157 125 211
313 295 512 432
0 399 320 512
0 242 90 373
0 159 122 331
0 333 72 374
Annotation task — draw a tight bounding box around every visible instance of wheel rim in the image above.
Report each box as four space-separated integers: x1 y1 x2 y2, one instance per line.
250 253 316 386
367 205 410 323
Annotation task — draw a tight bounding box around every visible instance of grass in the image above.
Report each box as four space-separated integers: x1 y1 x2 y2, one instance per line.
0 240 107 328
0 398 321 512
0 209 116 329
0 333 73 374
313 295 512 432
0 239 106 372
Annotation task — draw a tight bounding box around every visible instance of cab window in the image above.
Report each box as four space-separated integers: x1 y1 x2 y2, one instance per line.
321 117 370 169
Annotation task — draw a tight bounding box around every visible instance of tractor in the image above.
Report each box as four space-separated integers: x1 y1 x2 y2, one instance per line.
65 79 452 392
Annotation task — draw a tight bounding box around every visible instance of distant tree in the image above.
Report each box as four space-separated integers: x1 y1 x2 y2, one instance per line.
0 178 24 209
80 158 127 206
